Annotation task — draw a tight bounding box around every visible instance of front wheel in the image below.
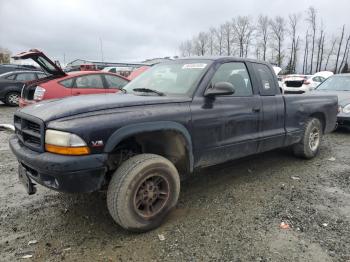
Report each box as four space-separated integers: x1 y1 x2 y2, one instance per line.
107 154 180 232
293 118 322 159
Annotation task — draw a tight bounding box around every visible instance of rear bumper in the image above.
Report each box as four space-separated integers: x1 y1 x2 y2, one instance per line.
9 135 108 193
283 85 311 94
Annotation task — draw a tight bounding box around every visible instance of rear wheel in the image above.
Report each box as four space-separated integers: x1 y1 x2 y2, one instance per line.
293 118 322 159
4 92 20 106
107 154 180 232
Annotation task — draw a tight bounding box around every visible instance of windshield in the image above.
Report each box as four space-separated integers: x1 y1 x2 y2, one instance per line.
316 75 350 91
124 60 211 96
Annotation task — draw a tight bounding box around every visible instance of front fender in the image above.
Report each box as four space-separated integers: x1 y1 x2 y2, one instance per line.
104 121 194 172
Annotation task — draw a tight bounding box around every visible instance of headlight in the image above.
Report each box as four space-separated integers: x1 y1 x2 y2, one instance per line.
342 104 350 114
45 129 90 155
33 86 46 100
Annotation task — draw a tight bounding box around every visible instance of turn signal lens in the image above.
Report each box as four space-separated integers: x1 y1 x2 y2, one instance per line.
45 144 90 155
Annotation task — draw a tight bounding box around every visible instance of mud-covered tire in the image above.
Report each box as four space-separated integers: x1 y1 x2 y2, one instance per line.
107 154 180 232
4 92 20 106
293 118 322 159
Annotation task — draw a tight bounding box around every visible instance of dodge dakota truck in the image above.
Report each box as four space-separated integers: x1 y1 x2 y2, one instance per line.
9 55 338 232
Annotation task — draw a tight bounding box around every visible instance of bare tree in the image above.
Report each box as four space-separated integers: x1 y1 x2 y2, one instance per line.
306 6 317 73
192 32 209 56
208 27 216 55
214 24 225 55
0 47 11 64
318 34 326 71
232 16 254 57
179 40 192 57
324 38 337 70
315 28 324 72
222 22 233 56
293 36 300 71
270 16 286 67
302 31 310 74
257 15 270 61
287 13 300 73
335 25 345 73
339 34 350 72
244 27 254 57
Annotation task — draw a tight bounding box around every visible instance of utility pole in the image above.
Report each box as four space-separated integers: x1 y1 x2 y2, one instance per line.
99 37 104 62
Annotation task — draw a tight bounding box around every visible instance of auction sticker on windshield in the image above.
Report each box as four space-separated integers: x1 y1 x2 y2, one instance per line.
182 63 207 69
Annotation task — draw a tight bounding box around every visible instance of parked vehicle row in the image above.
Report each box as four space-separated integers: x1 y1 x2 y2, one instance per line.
0 70 47 106
9 56 338 232
0 63 40 74
281 71 333 94
0 50 138 107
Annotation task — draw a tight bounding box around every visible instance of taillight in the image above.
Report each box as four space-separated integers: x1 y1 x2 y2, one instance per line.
33 86 46 100
304 80 311 85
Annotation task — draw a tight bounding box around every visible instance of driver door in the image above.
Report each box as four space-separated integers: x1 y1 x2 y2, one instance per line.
191 62 261 167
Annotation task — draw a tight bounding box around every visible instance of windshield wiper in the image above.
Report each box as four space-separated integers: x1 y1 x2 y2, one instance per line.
132 88 164 96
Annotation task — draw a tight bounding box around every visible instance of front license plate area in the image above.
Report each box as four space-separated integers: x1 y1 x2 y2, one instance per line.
18 164 36 195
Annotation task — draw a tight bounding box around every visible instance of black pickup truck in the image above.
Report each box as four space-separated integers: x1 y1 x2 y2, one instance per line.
9 56 338 232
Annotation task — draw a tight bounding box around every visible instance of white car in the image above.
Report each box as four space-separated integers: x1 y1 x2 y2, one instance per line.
282 71 333 94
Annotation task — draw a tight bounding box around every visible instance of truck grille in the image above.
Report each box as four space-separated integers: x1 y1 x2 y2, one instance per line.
14 114 44 152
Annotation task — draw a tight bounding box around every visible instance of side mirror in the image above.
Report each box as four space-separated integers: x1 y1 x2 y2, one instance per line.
204 82 235 97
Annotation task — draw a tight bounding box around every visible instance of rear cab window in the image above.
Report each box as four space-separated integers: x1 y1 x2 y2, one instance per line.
254 63 278 96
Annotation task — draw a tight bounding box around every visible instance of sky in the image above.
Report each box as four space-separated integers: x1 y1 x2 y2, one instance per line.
0 0 349 65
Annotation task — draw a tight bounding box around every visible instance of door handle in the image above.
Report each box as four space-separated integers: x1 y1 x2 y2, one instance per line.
73 92 81 96
252 107 261 112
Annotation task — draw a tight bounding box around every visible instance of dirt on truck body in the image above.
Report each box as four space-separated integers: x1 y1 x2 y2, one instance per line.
0 103 350 260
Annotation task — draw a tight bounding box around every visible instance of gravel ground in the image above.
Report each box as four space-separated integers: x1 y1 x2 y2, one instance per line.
0 103 350 262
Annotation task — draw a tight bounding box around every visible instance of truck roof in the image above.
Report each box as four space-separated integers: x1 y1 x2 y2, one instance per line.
177 56 271 65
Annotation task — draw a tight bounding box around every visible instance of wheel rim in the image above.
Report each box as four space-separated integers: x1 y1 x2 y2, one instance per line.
133 173 170 219
8 93 19 105
309 127 320 151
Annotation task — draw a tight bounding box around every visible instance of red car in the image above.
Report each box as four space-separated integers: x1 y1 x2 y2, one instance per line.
13 50 130 107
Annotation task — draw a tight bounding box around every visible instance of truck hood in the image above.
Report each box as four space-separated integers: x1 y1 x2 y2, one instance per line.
19 93 191 122
313 90 350 106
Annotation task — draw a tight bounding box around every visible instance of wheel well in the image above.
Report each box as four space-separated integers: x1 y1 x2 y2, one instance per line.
108 130 191 176
310 112 326 132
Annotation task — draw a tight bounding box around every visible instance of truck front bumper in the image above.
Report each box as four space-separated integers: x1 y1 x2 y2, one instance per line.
337 115 350 128
9 135 108 193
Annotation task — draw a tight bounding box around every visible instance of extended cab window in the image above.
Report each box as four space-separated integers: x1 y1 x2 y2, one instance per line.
104 74 128 88
210 62 253 96
255 64 277 96
74 74 104 89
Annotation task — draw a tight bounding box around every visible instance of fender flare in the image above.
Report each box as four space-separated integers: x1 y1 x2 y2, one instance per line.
104 121 194 172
